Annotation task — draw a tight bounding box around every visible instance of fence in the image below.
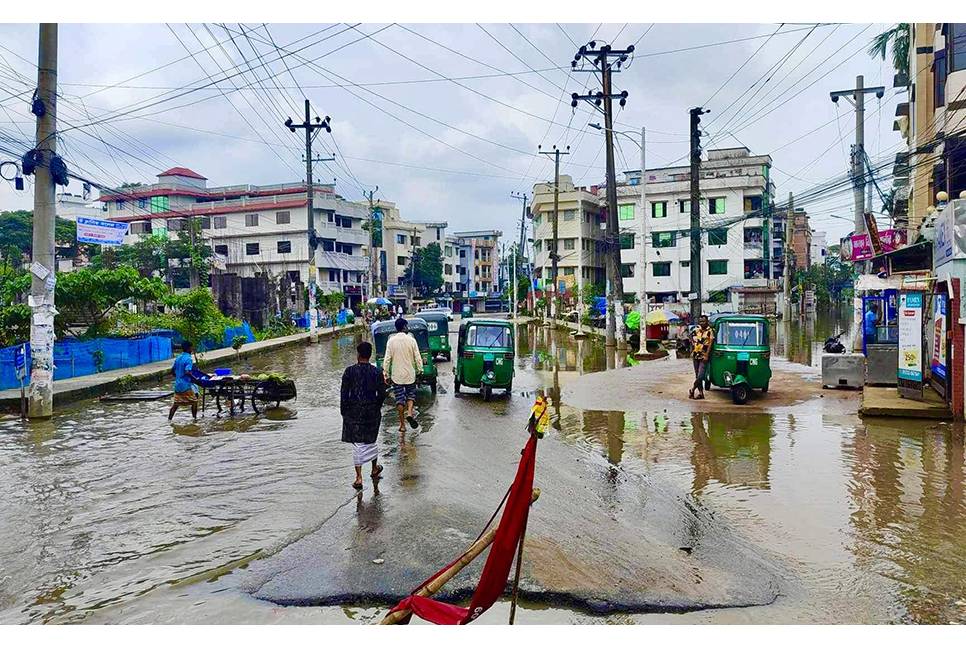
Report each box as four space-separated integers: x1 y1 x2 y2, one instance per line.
1 335 174 390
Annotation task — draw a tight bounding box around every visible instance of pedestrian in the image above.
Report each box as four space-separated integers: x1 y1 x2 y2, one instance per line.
689 314 714 400
168 340 199 421
340 341 387 490
864 303 879 346
384 317 423 433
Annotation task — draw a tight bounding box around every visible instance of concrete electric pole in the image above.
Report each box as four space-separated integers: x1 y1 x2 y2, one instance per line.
784 192 794 320
285 99 332 337
364 187 379 300
27 23 58 419
636 126 648 355
689 107 708 322
571 41 635 348
538 145 568 324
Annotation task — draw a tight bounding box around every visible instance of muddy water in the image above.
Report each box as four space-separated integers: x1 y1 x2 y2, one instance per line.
0 316 964 624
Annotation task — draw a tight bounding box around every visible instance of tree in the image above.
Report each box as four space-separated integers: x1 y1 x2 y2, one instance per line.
868 23 910 79
404 242 444 296
0 210 82 266
55 265 169 337
160 287 237 348
0 266 30 346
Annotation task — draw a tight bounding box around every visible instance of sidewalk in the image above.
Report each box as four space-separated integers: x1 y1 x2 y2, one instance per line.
860 385 953 420
0 324 361 412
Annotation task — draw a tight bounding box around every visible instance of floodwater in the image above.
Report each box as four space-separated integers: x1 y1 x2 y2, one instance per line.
0 314 964 624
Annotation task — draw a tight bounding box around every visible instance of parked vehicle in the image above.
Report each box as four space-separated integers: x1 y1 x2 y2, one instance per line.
371 318 438 394
453 318 515 401
461 304 475 319
419 306 454 321
706 314 772 405
823 333 846 354
419 311 452 361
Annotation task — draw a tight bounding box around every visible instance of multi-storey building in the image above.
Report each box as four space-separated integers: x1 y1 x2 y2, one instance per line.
810 230 828 266
102 167 370 308
56 191 105 221
618 147 777 309
790 208 812 271
530 175 607 303
370 200 448 306
442 236 462 295
450 230 502 301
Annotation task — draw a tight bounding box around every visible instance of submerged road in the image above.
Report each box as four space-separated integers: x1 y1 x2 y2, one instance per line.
1 317 965 624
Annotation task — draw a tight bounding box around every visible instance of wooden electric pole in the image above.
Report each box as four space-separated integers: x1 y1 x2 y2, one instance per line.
538 145 568 323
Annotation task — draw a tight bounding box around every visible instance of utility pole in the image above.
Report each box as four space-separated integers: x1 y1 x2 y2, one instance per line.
511 242 517 320
364 187 379 300
285 99 331 337
572 41 634 347
637 126 648 355
830 76 885 236
27 23 58 419
538 145 568 323
510 191 528 317
689 107 708 322
407 226 418 306
784 192 794 320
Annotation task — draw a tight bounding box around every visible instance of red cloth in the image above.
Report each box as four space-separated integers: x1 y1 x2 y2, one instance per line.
387 434 538 625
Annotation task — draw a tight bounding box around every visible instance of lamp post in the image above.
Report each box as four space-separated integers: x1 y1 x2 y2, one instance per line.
590 122 647 354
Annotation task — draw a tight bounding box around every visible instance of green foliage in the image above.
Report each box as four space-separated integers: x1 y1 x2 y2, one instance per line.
114 374 138 392
160 287 237 347
92 349 105 373
0 210 86 265
793 255 856 307
321 292 345 314
231 335 247 351
254 314 299 341
92 221 211 286
868 23 910 78
55 265 168 338
404 242 444 296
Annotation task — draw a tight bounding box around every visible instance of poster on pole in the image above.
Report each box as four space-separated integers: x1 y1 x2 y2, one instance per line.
76 217 129 246
930 292 949 399
897 291 924 400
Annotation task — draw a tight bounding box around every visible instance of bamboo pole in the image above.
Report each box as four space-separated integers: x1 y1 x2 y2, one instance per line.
507 517 529 624
379 488 540 625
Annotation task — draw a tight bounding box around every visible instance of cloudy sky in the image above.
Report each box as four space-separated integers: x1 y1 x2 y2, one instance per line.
0 22 900 242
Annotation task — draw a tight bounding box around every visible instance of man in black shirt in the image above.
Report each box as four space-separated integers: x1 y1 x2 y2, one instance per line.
340 341 388 490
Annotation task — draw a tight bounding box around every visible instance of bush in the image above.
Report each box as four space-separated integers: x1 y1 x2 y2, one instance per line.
231 335 246 352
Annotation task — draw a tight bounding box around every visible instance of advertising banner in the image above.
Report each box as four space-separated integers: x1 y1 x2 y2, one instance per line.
897 291 924 400
930 292 948 398
841 229 907 262
76 217 129 246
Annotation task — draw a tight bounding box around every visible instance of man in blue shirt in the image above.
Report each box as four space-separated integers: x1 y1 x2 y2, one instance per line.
169 341 199 421
864 305 879 346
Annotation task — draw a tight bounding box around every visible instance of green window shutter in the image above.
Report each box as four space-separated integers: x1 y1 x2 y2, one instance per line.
715 197 726 213
708 260 728 275
652 262 671 277
708 228 728 245
651 201 666 218
618 204 635 221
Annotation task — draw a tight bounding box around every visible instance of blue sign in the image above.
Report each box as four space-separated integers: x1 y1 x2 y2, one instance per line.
14 344 26 381
76 216 129 246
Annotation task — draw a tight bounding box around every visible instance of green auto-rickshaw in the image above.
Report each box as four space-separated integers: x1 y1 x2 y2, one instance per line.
453 318 514 401
418 311 451 361
371 318 438 394
461 303 474 319
707 314 771 405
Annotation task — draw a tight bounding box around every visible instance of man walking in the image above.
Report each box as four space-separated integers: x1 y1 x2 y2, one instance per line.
169 340 199 421
689 314 714 400
341 341 387 490
384 317 423 433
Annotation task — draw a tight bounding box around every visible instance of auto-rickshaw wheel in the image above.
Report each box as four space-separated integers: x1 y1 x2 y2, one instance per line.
454 378 460 393
430 379 437 394
761 382 769 394
731 383 749 405
482 385 492 402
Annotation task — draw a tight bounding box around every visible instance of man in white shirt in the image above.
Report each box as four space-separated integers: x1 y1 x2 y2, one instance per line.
384 317 424 433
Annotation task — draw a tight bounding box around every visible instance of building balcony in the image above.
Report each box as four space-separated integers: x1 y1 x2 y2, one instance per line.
315 220 368 245
744 241 764 257
316 250 369 272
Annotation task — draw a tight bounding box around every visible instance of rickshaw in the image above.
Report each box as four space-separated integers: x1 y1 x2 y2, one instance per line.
371 318 438 394
461 303 474 319
419 311 452 361
453 318 514 401
706 314 771 405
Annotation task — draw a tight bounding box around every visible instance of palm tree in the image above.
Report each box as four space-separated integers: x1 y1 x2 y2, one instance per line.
868 23 910 79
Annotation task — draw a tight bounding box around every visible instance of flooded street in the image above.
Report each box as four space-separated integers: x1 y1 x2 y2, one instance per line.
1 315 965 624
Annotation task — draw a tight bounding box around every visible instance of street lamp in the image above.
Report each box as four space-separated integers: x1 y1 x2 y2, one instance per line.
590 122 648 355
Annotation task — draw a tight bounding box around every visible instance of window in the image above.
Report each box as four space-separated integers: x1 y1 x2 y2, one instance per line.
935 49 947 107
681 260 690 268
743 195 763 213
708 289 730 304
149 196 169 213
245 213 259 227
583 212 590 223
459 249 466 258
200 216 211 230
618 204 635 220
652 231 676 248
744 227 763 244
396 234 406 244
276 211 291 224
214 244 228 256
533 214 541 225
620 232 635 249
951 23 966 72
564 238 576 250
679 199 690 213
444 264 452 274
620 263 635 278
716 320 767 346
652 262 671 277
708 228 728 245
322 239 335 251
138 198 146 210
130 221 152 234
651 201 667 218
534 240 542 252
329 269 338 282
167 218 185 231
563 210 576 221
414 237 421 246
277 240 292 254
397 256 407 266
563 267 575 276
245 242 260 255
467 324 508 348
213 216 227 229
445 246 453 257
708 259 728 275
117 199 126 211
708 197 726 214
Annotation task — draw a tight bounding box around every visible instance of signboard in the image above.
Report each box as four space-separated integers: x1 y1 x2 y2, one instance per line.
76 216 129 246
14 344 26 381
897 291 924 400
930 292 949 398
212 253 227 271
933 200 966 270
841 229 907 262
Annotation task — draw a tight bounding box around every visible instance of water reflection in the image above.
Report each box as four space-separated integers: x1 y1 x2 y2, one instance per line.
690 412 773 493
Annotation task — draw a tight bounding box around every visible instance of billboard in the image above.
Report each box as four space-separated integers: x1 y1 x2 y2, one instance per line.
76 216 129 246
841 229 906 262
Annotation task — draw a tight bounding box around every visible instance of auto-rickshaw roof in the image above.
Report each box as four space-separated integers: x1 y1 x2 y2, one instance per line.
712 314 770 325
461 317 512 327
418 311 449 325
371 317 429 336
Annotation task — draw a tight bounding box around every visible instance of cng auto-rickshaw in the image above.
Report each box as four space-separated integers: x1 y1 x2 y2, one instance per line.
418 311 452 361
453 318 514 401
461 303 475 319
371 318 438 394
707 314 771 404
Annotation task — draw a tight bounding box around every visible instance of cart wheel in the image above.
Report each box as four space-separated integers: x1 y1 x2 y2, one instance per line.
251 391 261 414
761 382 769 394
483 385 492 402
731 383 749 405
454 378 461 393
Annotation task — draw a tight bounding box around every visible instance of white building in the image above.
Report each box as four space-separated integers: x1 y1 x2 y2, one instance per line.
810 230 828 266
102 167 370 307
56 192 104 221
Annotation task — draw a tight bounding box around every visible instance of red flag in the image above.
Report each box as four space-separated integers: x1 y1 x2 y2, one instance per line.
387 434 538 625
